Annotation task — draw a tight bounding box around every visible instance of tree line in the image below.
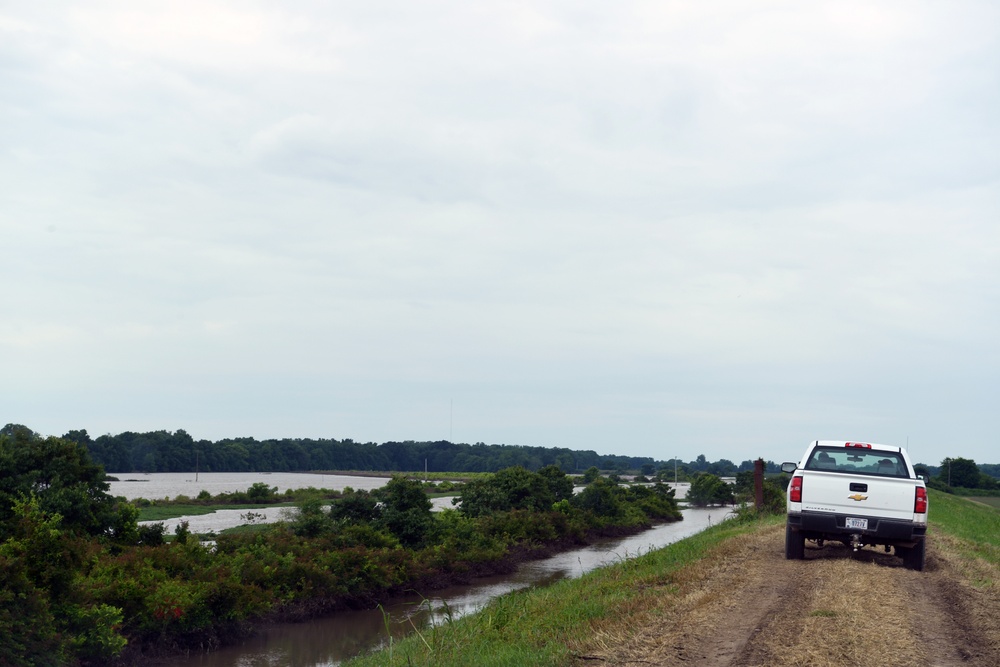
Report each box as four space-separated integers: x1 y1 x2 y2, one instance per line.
17 425 780 476
921 457 1000 493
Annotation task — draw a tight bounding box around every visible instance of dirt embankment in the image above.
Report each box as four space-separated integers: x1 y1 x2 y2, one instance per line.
579 524 1000 667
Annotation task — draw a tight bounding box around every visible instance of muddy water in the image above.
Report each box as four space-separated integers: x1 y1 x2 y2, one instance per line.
153 506 727 667
108 472 390 501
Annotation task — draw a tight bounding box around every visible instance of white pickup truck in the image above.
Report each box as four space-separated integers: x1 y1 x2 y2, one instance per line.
781 440 928 570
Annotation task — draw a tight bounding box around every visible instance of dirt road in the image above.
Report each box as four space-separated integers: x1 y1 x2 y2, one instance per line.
580 524 1000 667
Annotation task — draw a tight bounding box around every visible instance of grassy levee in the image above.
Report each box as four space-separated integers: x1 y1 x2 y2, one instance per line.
344 512 784 667
927 489 1000 567
345 494 1000 667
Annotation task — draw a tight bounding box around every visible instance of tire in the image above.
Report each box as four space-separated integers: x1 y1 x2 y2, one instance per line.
902 538 926 571
785 522 805 560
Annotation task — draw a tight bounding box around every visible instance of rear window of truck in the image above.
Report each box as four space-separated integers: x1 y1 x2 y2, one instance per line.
804 446 909 478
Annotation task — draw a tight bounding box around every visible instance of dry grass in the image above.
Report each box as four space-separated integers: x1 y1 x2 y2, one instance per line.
580 523 1000 667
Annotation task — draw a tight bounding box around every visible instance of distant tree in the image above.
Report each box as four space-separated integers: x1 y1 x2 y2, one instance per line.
245 482 277 503
571 478 621 517
939 458 980 489
980 463 1000 480
582 466 601 484
457 466 556 517
978 473 999 490
537 464 575 503
330 489 380 524
292 497 329 537
708 459 737 476
734 470 754 494
0 423 37 439
454 477 508 517
687 473 734 507
375 477 432 548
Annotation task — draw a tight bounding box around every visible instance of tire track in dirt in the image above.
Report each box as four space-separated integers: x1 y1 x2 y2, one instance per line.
895 536 999 666
579 524 999 667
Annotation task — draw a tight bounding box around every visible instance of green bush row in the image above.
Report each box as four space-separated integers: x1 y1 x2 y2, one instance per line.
1 455 681 666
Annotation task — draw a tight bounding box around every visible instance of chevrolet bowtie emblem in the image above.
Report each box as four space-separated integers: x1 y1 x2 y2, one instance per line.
847 494 868 501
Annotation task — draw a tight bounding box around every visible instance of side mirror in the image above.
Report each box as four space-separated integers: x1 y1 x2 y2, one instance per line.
781 462 797 474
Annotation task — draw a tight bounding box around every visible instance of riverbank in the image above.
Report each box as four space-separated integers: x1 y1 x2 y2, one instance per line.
343 491 1000 667
113 516 685 667
97 474 682 666
141 507 727 667
344 510 771 667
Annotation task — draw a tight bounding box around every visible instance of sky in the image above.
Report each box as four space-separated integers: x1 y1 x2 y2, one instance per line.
2 1 998 467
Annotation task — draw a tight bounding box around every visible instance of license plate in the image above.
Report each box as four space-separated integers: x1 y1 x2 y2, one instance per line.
845 517 868 530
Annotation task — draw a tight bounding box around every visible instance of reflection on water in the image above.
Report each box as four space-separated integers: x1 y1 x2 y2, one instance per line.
153 507 729 667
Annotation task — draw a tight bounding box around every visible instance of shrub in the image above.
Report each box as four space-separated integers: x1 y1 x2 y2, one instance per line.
687 473 734 507
137 522 166 546
246 482 278 503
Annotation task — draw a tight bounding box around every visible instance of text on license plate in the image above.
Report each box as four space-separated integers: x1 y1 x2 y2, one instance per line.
845 517 868 530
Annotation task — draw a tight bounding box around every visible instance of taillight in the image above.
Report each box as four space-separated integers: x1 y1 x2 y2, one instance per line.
915 486 928 514
790 475 803 503
845 442 872 449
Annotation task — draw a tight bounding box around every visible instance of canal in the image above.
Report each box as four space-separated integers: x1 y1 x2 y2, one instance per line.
150 506 725 667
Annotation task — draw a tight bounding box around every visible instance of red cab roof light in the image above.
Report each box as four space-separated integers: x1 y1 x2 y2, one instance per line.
845 442 872 448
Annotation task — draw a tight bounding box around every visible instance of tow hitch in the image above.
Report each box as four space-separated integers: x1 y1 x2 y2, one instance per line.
850 534 862 552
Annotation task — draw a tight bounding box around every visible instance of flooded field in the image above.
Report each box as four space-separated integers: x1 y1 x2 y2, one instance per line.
108 471 390 501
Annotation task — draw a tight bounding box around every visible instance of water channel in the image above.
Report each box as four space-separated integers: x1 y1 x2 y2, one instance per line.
111 474 715 667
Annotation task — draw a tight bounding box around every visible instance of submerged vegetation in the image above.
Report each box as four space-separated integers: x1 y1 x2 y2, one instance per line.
0 427 681 666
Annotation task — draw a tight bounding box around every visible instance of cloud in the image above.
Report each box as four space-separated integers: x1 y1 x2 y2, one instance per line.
1 0 998 462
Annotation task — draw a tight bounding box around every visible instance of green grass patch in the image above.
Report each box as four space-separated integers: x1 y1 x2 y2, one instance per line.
344 513 783 667
928 489 1000 566
217 523 273 537
967 496 1000 510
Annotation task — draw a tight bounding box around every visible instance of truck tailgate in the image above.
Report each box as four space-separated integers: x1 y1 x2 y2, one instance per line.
801 471 917 521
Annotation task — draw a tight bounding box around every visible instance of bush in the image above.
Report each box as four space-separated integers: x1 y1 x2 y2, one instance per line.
137 523 166 546
0 553 62 666
687 474 734 507
292 498 329 538
572 479 622 519
246 482 278 503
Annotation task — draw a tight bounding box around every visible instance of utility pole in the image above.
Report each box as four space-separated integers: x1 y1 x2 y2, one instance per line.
754 458 765 509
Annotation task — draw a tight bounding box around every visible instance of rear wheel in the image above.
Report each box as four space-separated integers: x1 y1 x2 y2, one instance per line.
785 523 805 559
902 538 926 571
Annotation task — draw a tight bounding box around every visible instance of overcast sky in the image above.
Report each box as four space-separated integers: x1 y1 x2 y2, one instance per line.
2 1 997 466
